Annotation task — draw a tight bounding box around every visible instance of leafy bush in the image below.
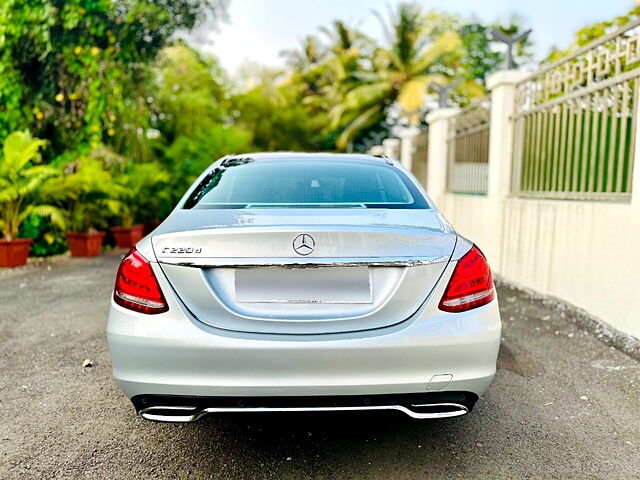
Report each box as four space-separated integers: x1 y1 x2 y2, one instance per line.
0 1 228 150
45 156 125 233
113 161 171 227
0 131 65 240
162 125 252 204
18 215 67 257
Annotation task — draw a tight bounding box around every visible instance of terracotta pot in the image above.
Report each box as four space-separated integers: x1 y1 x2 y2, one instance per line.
66 231 105 257
111 225 144 248
0 238 33 267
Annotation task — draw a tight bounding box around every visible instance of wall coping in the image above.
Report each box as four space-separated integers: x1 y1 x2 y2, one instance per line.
426 107 459 124
486 70 531 90
398 126 420 139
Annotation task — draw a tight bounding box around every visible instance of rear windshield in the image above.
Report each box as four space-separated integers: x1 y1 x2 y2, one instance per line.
183 158 429 209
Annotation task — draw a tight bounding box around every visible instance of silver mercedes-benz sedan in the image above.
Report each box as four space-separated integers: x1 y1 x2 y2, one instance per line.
107 153 501 422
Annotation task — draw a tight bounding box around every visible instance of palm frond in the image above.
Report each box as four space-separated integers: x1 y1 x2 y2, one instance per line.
342 82 390 111
398 78 430 118
336 104 383 150
20 204 67 230
411 32 463 74
1 131 48 174
457 79 486 99
372 8 394 46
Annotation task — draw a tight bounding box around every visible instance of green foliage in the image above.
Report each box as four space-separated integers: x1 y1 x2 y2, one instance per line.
271 4 533 151
155 45 229 138
0 0 228 151
0 131 64 240
154 45 252 208
18 214 67 257
459 24 502 81
113 161 171 227
232 74 320 152
46 155 125 233
329 4 471 148
165 126 251 179
0 1 228 255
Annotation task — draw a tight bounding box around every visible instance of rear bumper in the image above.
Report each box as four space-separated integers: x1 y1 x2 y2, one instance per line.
107 293 501 401
132 391 478 422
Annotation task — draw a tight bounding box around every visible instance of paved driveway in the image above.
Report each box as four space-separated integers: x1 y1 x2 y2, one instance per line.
1 251 638 479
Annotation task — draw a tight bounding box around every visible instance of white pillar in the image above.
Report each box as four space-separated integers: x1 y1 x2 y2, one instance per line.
369 145 384 156
382 138 400 160
426 108 458 203
480 70 529 271
486 70 529 200
399 128 419 171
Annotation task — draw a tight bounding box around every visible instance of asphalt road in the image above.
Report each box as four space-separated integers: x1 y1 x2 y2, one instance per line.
1 251 639 479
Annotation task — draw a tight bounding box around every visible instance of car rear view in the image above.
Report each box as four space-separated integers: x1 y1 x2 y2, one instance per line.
107 153 501 422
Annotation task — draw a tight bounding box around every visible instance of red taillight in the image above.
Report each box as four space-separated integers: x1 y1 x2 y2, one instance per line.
113 248 168 314
439 245 495 313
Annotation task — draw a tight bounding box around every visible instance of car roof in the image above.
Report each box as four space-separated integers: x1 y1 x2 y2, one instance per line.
222 152 395 165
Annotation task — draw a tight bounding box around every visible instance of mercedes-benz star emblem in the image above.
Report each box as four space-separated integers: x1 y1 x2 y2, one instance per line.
292 234 315 256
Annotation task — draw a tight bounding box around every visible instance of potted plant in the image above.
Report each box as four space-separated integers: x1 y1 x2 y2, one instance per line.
110 224 144 248
53 157 123 257
112 162 169 248
0 131 64 267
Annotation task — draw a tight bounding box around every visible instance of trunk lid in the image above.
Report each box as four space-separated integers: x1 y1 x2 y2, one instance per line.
153 208 456 334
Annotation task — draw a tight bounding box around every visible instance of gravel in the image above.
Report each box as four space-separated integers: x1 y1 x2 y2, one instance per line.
1 251 638 479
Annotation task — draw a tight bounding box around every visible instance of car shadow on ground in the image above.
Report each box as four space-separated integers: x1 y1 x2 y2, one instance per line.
158 405 504 476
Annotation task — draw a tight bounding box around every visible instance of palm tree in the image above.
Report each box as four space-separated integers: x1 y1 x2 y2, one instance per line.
303 21 373 112
0 131 64 240
330 4 480 149
281 35 326 72
280 21 373 147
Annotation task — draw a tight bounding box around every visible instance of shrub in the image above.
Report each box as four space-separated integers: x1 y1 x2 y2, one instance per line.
0 131 65 241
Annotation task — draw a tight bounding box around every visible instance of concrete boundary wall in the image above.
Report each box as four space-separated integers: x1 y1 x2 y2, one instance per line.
427 70 640 340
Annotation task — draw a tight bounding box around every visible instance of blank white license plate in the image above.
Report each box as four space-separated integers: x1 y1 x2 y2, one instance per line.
235 267 372 304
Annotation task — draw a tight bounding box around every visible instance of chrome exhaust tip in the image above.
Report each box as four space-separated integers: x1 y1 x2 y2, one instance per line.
404 402 469 419
138 402 470 423
139 406 200 423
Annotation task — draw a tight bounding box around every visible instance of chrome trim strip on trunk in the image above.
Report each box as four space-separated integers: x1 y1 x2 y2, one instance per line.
138 402 469 422
157 255 450 269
